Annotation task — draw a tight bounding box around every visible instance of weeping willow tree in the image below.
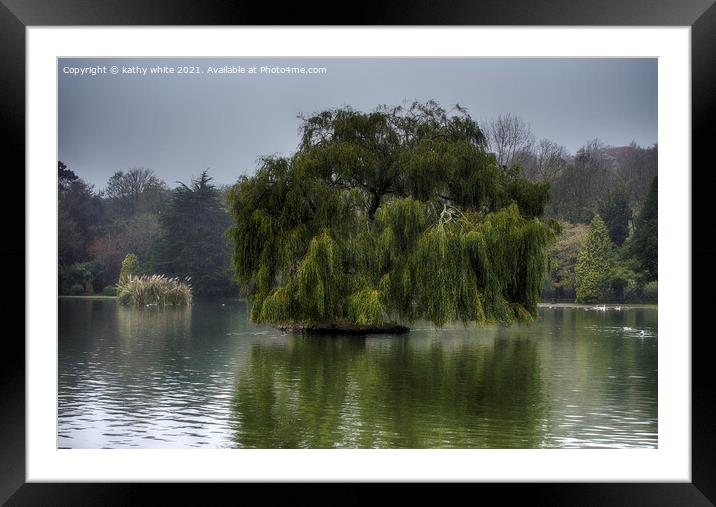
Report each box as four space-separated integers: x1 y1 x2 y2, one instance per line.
227 101 557 329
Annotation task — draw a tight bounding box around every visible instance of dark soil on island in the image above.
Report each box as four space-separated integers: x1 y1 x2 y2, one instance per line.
277 322 410 335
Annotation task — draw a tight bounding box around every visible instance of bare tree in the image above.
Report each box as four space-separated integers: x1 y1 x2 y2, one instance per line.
575 138 611 173
614 141 658 204
549 138 614 222
534 139 567 183
104 167 168 217
486 114 535 168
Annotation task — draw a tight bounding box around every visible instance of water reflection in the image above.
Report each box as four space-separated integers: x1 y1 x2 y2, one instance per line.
116 305 192 344
231 335 546 448
58 299 657 449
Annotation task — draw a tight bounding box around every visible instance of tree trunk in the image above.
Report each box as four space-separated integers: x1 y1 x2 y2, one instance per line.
367 192 381 220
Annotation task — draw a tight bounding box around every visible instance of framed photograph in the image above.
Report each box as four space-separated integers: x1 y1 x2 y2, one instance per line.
3 0 712 503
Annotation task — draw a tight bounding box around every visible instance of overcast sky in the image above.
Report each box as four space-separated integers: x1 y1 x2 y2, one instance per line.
58 58 657 189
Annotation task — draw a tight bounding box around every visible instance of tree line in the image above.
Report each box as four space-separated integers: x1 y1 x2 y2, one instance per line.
58 107 657 306
484 114 657 302
58 162 236 297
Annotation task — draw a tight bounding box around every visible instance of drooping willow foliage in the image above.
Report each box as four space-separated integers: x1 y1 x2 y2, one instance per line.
227 101 557 327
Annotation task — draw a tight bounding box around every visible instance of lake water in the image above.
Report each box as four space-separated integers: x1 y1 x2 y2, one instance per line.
58 299 657 449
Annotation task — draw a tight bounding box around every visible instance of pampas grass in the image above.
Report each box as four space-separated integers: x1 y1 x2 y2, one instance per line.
117 274 193 306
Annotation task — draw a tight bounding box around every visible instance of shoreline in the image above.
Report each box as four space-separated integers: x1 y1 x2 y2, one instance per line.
58 295 657 310
538 302 657 309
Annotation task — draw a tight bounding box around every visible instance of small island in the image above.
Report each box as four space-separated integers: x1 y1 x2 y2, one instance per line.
111 253 193 306
226 101 557 333
277 322 410 335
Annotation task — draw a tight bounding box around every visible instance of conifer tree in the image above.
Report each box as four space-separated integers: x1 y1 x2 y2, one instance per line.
575 215 615 303
227 101 557 328
631 177 657 281
119 253 139 285
598 185 631 246
153 171 235 296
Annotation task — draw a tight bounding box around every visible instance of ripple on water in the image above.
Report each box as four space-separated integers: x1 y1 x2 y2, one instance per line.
58 301 658 449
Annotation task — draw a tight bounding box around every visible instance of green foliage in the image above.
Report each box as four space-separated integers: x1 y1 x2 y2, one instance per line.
546 213 656 303
59 261 104 295
642 280 658 300
546 221 588 299
228 101 555 327
152 171 236 296
506 176 550 218
609 257 641 301
58 163 105 267
295 231 342 321
598 185 631 246
119 253 139 285
575 215 615 303
117 274 192 306
631 177 657 281
102 285 118 296
58 208 84 267
349 288 386 325
58 162 239 299
69 284 85 296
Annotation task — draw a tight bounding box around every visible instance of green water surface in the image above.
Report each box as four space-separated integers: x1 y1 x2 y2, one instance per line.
58 299 657 448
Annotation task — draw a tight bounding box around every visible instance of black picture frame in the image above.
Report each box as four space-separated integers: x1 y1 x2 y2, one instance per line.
2 0 712 504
